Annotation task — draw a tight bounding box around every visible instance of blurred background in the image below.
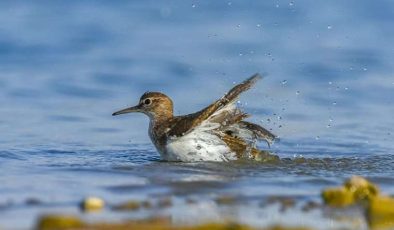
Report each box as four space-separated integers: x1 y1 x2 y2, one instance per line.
1 1 394 229
1 0 393 150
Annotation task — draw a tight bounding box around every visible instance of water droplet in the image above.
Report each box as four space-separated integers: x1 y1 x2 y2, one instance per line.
296 90 300 95
228 2 232 6
329 117 333 122
237 24 241 28
267 118 271 123
327 25 332 30
332 101 337 105
326 124 331 128
289 1 294 6
281 80 288 85
276 4 280 8
363 67 368 71
278 125 282 128
191 4 196 8
277 116 282 120
344 87 349 90
239 52 243 56
315 136 320 140
256 24 261 28
328 81 332 85
196 145 202 150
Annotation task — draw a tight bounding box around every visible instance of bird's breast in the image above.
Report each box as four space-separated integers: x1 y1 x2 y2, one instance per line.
148 122 166 155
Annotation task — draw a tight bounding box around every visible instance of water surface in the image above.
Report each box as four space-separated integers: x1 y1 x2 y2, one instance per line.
1 1 394 229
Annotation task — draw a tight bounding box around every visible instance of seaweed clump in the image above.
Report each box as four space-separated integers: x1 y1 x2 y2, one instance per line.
322 175 394 229
36 215 311 230
322 175 378 207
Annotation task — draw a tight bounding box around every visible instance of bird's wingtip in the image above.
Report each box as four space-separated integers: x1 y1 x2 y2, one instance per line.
250 73 263 80
248 72 268 83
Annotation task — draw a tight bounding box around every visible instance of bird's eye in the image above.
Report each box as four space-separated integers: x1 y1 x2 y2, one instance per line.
143 98 151 105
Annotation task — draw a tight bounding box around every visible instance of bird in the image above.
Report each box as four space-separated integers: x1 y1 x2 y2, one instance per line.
112 73 277 162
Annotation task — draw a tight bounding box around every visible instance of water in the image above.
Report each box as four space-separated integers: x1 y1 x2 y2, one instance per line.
1 1 394 229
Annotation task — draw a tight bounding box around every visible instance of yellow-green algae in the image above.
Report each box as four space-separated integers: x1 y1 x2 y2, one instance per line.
37 215 84 230
367 196 394 229
112 200 141 211
322 175 378 207
321 187 354 207
322 175 394 229
80 197 105 212
36 215 311 230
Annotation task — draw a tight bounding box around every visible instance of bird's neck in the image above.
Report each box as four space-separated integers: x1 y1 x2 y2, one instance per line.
147 104 174 123
148 111 173 124
148 113 173 154
147 109 173 136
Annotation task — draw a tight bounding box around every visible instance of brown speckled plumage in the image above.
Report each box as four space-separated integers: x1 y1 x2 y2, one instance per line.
113 73 277 161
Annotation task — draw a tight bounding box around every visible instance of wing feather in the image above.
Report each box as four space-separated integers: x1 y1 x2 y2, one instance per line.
168 74 262 137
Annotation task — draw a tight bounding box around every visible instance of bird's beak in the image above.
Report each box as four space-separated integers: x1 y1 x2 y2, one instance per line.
112 104 142 116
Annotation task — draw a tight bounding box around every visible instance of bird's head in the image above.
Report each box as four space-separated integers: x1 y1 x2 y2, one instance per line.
112 92 174 121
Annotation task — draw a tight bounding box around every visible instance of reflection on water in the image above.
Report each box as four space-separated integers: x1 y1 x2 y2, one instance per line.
0 0 394 229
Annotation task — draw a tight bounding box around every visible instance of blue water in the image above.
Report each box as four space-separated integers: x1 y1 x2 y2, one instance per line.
1 1 394 229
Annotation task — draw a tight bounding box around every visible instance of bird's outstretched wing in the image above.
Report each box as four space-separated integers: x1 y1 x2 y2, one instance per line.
167 73 262 137
194 73 262 124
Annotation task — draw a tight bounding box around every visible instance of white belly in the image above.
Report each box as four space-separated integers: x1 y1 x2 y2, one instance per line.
164 130 236 162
